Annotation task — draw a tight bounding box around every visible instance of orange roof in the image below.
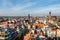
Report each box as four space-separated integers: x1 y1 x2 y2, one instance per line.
35 23 44 27
0 22 7 25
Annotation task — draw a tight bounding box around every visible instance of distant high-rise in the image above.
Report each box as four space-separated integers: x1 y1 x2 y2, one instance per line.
48 11 51 20
49 11 51 14
28 14 30 19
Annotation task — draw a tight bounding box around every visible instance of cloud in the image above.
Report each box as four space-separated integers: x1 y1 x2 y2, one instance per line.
0 0 60 16
0 4 60 16
11 2 36 11
0 1 36 16
30 4 60 16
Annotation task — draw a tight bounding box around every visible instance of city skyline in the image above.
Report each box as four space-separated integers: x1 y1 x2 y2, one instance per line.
0 0 60 16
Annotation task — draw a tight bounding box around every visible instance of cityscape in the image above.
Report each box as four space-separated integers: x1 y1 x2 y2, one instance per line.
0 12 60 40
0 0 60 40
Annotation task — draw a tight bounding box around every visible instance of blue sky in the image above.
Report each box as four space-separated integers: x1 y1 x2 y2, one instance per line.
0 0 60 16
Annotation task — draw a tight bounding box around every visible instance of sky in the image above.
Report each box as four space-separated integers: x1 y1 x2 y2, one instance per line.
0 0 60 16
